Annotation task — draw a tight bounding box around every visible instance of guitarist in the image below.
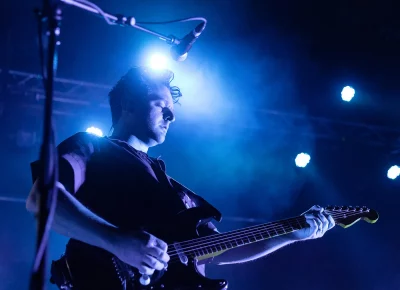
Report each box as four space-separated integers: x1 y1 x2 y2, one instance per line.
26 66 335 289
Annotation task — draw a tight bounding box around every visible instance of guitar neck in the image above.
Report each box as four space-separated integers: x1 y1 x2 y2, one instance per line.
178 215 308 259
171 205 379 261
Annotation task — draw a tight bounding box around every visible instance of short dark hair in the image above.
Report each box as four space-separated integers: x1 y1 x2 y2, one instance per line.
108 66 182 126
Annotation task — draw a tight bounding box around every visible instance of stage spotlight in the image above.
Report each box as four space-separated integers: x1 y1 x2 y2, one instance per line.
387 165 400 180
341 86 355 102
86 126 103 137
149 53 168 70
295 153 310 168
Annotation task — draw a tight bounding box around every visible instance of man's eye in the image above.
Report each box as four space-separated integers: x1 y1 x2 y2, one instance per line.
154 101 164 107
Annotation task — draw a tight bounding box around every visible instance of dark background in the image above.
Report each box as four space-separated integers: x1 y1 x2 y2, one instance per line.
1 0 399 289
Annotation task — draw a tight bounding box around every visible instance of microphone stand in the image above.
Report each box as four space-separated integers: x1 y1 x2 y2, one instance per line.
29 1 206 288
60 0 180 45
30 0 61 289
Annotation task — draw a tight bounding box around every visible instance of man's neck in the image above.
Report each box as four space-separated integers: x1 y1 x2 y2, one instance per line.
124 135 149 153
110 129 149 153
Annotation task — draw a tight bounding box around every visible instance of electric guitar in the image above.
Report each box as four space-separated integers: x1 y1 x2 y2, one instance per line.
51 205 378 290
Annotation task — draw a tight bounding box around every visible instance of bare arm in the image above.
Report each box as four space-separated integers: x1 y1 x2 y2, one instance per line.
212 236 294 265
212 206 335 265
26 179 118 253
26 179 170 275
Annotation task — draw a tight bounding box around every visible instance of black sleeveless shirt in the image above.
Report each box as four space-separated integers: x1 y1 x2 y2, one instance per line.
30 132 220 257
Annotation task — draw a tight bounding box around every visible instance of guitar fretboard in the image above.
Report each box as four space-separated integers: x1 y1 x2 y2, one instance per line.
178 216 308 258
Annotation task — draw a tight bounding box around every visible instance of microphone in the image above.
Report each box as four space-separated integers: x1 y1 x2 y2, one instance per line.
170 21 206 61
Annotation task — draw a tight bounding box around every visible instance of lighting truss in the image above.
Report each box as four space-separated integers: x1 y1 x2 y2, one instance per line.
4 69 111 108
2 69 400 148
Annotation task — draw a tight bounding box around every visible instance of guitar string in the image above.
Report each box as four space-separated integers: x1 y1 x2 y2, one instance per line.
166 211 364 257
168 222 307 262
165 210 363 254
169 210 367 255
167 223 306 264
166 210 365 257
166 209 361 249
167 216 305 255
167 210 366 264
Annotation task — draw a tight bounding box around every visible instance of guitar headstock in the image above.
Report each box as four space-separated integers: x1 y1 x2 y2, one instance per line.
325 206 379 228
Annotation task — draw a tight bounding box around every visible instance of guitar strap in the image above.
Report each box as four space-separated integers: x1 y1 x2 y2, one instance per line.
169 177 222 222
150 157 222 223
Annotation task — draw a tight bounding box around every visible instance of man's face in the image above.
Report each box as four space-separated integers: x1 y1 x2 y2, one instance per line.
133 84 175 146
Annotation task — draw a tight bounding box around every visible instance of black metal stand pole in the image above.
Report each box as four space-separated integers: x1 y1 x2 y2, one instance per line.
29 1 61 289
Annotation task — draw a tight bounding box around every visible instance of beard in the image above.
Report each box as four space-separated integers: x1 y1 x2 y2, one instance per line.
132 109 168 147
149 126 167 144
143 118 167 146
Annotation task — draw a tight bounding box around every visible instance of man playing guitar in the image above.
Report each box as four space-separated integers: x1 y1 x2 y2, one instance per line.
26 66 336 289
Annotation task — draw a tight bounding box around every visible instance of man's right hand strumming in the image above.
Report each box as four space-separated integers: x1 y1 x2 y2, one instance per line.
110 230 170 276
26 180 169 276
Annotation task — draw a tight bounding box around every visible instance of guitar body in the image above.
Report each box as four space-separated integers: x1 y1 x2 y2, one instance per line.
51 207 228 290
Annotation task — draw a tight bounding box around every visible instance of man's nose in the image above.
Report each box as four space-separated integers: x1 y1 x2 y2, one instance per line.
163 107 175 123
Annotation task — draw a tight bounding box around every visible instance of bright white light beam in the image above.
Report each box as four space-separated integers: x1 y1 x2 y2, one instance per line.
86 126 103 137
149 53 168 70
295 153 311 168
387 165 400 180
341 86 355 102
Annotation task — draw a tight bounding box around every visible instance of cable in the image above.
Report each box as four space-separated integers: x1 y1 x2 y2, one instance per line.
136 17 207 25
64 0 206 29
73 0 115 25
60 0 207 46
